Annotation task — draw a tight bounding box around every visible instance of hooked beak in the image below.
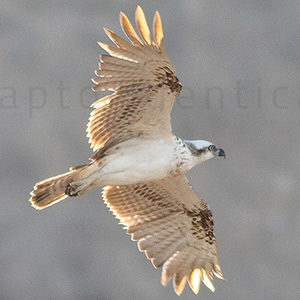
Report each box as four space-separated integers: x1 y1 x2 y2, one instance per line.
214 148 226 158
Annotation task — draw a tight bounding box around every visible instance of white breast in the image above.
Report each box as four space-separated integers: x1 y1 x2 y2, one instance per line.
97 137 179 185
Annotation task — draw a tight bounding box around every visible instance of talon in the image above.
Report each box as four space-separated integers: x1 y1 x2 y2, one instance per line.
65 183 79 197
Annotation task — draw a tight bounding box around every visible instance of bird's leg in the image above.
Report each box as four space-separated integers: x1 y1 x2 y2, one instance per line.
65 180 93 197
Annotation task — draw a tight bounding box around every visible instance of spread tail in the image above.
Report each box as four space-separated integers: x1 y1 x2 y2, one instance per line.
29 164 90 210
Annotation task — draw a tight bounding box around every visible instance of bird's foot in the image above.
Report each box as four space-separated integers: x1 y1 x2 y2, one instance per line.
65 182 82 197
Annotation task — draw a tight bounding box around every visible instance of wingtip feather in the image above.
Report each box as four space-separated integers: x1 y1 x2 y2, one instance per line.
135 6 152 45
188 268 202 294
153 11 163 47
120 11 143 45
173 275 187 296
202 270 215 292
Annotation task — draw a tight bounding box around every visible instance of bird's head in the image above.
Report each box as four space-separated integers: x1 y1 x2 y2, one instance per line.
185 139 226 163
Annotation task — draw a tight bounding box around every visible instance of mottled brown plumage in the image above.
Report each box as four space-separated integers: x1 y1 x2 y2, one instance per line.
103 175 223 295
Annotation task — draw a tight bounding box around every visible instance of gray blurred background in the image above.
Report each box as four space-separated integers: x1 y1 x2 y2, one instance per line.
1 0 300 299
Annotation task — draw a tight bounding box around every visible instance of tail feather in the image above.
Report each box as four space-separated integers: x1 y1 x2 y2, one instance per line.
29 164 89 210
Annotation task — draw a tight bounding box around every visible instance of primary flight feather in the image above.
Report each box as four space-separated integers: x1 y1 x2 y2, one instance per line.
29 6 225 295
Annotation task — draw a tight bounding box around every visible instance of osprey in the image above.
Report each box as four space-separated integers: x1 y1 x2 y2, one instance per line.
29 6 226 295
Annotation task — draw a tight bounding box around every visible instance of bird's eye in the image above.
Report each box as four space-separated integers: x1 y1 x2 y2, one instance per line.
208 145 215 151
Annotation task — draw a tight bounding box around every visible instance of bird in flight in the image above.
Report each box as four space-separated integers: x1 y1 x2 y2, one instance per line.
29 6 226 295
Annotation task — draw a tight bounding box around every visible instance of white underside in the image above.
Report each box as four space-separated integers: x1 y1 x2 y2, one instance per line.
85 137 186 186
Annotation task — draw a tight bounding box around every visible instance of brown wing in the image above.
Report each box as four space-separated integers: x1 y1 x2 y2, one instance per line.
102 175 223 295
88 6 182 159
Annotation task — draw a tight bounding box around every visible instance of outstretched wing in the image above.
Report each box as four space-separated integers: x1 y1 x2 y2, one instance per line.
88 6 182 159
102 175 223 295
